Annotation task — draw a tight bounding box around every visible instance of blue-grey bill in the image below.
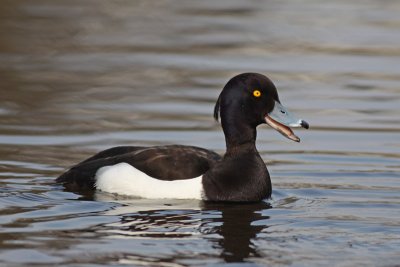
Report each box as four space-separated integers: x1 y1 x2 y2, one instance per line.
265 101 309 142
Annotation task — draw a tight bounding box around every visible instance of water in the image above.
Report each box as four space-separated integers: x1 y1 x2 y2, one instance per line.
1 0 400 266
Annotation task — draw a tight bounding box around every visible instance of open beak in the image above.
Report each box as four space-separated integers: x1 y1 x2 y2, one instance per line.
265 101 309 142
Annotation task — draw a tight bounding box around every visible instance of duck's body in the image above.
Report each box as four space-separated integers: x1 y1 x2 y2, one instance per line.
57 145 220 200
57 73 308 202
57 143 270 201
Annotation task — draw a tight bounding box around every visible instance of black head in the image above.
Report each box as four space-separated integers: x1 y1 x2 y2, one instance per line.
214 73 279 127
214 73 308 145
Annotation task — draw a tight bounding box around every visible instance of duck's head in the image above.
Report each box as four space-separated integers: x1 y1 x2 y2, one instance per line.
214 73 309 143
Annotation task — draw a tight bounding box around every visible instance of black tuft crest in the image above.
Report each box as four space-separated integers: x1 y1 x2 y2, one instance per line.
213 94 221 121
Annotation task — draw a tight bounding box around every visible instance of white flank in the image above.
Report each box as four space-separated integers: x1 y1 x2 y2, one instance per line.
95 162 204 200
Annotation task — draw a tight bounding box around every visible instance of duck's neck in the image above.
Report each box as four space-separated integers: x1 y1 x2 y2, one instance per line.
203 114 269 202
221 116 257 155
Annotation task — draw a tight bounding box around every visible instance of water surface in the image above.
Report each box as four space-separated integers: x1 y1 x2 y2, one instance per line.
1 1 400 266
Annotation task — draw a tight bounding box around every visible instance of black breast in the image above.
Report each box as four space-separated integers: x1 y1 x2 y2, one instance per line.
202 150 271 202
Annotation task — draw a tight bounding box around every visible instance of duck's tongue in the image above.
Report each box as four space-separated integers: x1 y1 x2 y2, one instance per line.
265 115 300 142
265 101 309 142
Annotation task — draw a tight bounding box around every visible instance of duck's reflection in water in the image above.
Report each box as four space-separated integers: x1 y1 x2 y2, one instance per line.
202 201 271 262
98 194 271 263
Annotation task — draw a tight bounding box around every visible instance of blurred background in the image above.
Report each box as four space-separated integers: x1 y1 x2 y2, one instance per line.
0 0 399 266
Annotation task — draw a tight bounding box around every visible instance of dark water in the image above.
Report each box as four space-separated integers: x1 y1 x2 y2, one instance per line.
1 1 400 266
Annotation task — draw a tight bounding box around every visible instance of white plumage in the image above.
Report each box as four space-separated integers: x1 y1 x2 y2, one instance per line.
95 162 204 199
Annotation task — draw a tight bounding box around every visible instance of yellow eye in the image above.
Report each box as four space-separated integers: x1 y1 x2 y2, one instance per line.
253 89 261 98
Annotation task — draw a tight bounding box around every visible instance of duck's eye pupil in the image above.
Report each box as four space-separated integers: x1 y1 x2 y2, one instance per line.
281 110 286 114
253 90 261 97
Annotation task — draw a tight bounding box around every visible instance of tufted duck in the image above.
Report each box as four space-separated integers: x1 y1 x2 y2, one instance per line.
57 73 309 202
